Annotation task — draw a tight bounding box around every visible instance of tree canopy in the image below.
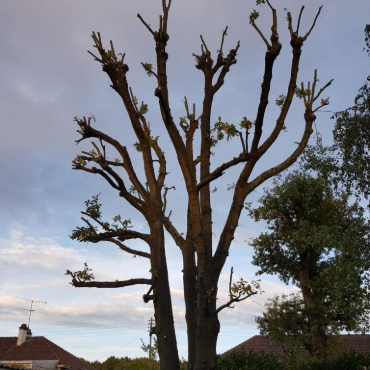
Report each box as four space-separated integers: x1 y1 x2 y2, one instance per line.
251 172 370 356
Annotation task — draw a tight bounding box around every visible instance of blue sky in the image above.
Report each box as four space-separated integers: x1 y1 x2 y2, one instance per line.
1 0 369 361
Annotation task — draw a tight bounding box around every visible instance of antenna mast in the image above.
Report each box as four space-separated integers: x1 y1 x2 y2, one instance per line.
15 297 47 329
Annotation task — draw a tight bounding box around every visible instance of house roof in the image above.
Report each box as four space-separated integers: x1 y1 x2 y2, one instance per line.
222 335 285 358
222 334 370 358
0 337 96 370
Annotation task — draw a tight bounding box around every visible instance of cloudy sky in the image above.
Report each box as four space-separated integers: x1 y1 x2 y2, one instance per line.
1 0 369 362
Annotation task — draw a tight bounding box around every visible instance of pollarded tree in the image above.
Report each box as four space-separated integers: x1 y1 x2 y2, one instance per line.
66 1 332 369
251 173 370 357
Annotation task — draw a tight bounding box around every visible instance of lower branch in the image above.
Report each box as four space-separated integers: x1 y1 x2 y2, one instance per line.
71 278 152 288
163 215 185 250
216 267 260 313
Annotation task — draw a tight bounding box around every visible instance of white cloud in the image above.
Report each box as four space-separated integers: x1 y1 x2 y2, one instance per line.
0 225 84 279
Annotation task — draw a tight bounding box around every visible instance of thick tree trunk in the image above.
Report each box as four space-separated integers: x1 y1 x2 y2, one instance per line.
183 250 197 369
194 277 220 370
298 264 327 357
151 219 180 370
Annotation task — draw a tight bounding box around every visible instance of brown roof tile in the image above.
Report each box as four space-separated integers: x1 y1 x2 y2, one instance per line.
222 334 370 357
0 337 96 370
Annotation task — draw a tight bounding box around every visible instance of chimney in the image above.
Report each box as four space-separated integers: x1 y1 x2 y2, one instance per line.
17 324 29 345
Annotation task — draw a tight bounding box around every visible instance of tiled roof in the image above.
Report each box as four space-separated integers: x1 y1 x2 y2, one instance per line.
340 334 370 355
222 334 370 357
0 337 96 370
222 335 285 358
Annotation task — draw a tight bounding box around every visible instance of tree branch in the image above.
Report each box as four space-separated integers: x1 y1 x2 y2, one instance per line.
247 113 315 196
302 6 323 41
86 228 151 244
212 41 240 93
197 151 250 190
250 3 282 153
163 214 185 250
137 14 155 36
71 278 152 288
296 6 305 34
143 276 157 302
74 117 149 201
250 20 271 49
216 267 258 314
88 34 158 194
107 238 151 259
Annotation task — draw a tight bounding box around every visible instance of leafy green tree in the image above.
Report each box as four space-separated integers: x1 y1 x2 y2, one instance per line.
251 173 370 356
66 1 331 368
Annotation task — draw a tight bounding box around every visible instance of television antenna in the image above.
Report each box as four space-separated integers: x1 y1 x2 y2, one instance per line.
15 297 47 329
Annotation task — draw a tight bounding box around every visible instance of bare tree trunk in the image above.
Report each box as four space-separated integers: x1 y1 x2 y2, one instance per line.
183 249 197 369
194 277 220 370
151 213 180 370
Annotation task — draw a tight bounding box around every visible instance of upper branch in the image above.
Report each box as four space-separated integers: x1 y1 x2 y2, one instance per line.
88 33 158 192
196 151 250 190
182 97 200 160
302 6 323 41
247 109 316 196
256 8 325 159
138 4 197 191
151 137 167 189
250 2 282 153
212 41 240 94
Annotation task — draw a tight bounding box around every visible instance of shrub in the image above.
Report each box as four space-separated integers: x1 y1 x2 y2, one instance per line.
217 350 370 370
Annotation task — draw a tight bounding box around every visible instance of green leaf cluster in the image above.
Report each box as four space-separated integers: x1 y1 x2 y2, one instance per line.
74 155 86 167
240 116 254 130
112 215 131 230
295 87 311 99
249 10 260 24
65 263 95 282
85 194 102 219
276 94 286 108
142 62 154 77
139 102 148 115
70 225 96 242
213 117 240 142
134 135 159 152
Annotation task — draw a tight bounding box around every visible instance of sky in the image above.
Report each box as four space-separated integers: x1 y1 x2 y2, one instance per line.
0 0 369 362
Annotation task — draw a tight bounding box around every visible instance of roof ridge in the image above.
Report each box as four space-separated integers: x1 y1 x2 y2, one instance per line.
40 337 62 362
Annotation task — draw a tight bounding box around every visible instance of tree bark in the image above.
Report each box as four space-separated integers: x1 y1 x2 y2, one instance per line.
150 207 180 370
298 261 327 357
183 248 197 369
195 277 220 370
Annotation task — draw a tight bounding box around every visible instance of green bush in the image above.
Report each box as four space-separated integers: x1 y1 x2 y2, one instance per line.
217 350 284 370
299 351 370 370
217 350 370 370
